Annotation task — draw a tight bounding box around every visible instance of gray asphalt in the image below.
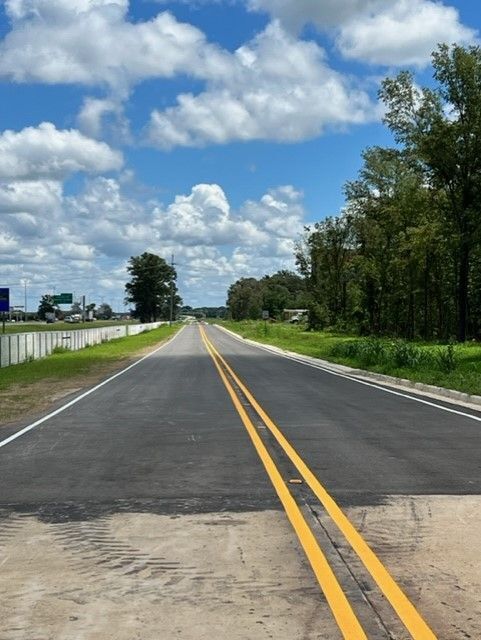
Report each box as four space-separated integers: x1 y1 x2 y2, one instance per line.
0 326 278 520
206 325 481 504
1 323 481 520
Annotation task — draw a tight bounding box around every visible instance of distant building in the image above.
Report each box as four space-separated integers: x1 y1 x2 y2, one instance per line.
283 309 308 322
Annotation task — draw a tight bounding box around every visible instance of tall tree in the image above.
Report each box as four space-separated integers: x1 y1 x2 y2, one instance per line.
37 294 56 320
380 44 481 341
125 252 180 322
296 215 354 329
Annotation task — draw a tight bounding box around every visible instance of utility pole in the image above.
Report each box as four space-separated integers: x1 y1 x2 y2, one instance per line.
24 279 27 322
169 253 175 326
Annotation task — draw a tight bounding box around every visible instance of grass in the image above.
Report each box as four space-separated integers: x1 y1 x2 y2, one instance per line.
220 320 481 397
0 324 179 392
0 320 138 334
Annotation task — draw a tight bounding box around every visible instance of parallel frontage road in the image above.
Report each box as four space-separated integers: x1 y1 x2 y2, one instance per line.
0 324 480 639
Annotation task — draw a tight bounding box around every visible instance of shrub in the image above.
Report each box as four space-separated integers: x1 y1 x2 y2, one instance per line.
388 340 427 369
330 338 387 366
435 343 458 372
52 346 70 355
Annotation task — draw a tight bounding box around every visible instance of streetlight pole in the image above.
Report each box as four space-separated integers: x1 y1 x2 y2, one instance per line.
169 253 175 326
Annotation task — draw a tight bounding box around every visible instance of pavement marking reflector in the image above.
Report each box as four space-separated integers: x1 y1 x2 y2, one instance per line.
202 326 438 640
199 326 368 640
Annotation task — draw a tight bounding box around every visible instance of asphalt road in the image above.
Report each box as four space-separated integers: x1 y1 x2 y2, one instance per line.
1 324 480 640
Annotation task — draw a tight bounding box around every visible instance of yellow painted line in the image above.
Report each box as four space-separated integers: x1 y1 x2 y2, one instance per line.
199 327 368 640
203 328 438 640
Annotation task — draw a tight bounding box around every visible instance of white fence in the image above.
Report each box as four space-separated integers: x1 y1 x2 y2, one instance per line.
0 322 165 368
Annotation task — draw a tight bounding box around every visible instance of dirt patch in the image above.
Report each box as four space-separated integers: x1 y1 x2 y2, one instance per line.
341 495 481 640
0 510 338 640
0 362 127 428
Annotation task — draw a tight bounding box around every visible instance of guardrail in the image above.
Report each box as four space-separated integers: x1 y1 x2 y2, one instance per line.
0 322 165 368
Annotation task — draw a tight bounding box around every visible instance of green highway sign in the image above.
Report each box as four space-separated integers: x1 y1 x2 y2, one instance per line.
53 293 73 305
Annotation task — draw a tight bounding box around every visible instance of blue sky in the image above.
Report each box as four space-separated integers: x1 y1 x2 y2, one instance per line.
0 0 479 310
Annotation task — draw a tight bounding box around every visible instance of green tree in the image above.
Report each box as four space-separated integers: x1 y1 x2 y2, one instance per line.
96 303 113 320
345 147 446 338
380 44 481 341
296 215 355 330
125 252 180 322
261 271 307 318
37 294 56 320
227 278 263 320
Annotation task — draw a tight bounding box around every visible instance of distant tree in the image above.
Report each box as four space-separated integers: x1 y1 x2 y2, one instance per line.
296 216 355 330
261 271 307 318
125 252 181 322
96 303 113 320
37 294 55 320
227 273 306 321
192 306 227 318
227 278 263 320
68 302 82 315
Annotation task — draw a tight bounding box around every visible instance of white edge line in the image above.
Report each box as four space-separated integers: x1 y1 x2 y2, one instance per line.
213 325 481 424
0 325 185 450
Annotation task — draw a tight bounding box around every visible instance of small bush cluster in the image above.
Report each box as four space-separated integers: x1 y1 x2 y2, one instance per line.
435 343 458 372
330 338 458 372
52 346 70 355
331 338 387 366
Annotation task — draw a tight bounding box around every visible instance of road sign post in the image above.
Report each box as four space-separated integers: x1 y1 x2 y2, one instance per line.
262 309 269 335
0 289 9 334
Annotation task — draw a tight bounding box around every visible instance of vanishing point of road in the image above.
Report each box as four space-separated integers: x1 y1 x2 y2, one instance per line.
0 324 480 639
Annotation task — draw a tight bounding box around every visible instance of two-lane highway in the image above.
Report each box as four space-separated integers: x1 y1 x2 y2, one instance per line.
1 324 480 639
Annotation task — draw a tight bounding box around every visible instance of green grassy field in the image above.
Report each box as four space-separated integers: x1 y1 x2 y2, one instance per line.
1 320 137 334
0 324 179 391
221 320 481 397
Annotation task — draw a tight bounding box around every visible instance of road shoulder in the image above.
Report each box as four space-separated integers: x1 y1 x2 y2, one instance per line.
216 324 481 414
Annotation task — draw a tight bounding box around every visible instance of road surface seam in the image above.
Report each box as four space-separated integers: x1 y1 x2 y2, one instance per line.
202 325 438 640
200 326 369 640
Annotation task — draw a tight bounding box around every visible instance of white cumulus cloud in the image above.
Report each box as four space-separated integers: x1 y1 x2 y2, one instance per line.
0 175 306 306
0 1 230 93
248 0 476 66
247 0 383 30
148 21 376 148
337 0 476 66
0 122 123 181
0 180 63 215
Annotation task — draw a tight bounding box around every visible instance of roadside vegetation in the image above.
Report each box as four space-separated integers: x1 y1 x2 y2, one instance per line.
0 324 179 425
227 46 481 345
221 321 481 397
222 46 481 397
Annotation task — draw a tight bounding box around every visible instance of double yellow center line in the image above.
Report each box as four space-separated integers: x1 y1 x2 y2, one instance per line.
199 326 437 640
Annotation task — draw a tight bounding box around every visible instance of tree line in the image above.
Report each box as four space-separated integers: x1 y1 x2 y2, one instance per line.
37 296 113 321
228 45 481 342
227 271 308 320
